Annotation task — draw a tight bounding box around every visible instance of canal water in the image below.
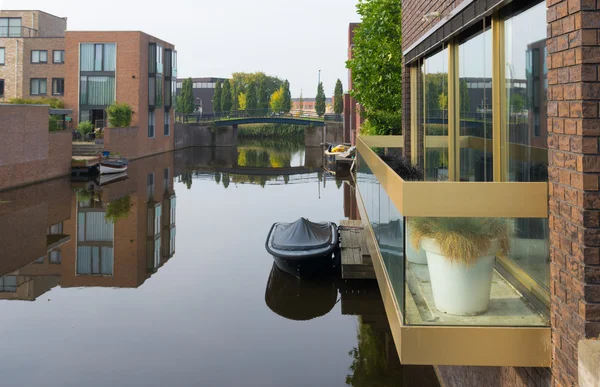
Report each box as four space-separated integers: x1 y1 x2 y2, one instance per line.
0 140 439 387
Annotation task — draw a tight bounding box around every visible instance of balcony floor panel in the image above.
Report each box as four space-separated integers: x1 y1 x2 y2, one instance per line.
405 262 548 327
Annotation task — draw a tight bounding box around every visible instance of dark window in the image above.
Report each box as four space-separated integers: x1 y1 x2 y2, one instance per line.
53 50 64 64
0 48 5 65
148 43 157 75
52 78 64 96
49 250 62 264
164 111 170 136
30 78 47 95
31 50 48 64
0 80 4 97
148 110 155 138
0 18 22 37
149 76 156 106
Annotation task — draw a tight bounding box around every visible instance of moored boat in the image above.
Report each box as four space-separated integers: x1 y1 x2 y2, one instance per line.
99 158 129 174
265 217 339 279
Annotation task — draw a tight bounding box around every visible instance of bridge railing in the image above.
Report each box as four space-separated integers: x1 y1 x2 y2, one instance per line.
176 109 342 124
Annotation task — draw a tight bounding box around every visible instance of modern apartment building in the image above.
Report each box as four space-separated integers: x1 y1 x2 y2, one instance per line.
0 10 67 101
351 0 600 386
64 31 177 157
175 77 227 116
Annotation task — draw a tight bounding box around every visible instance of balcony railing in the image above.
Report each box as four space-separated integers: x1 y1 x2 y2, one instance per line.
0 26 38 38
354 135 551 367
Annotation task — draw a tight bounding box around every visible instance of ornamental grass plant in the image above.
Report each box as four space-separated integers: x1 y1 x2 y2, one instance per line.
410 217 511 265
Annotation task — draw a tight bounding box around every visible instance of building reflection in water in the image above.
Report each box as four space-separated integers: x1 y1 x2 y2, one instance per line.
0 152 177 301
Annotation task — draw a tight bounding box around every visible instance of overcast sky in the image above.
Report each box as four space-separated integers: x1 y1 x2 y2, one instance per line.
0 0 359 97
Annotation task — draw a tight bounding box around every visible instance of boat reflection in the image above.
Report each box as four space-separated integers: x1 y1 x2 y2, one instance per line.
265 263 338 320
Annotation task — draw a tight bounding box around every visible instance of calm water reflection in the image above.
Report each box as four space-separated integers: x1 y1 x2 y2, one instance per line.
0 143 438 387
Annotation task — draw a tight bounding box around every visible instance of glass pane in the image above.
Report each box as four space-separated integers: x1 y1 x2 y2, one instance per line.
31 80 39 95
81 44 94 71
157 45 163 74
103 44 116 72
149 76 156 105
94 44 103 71
0 48 4 64
87 76 115 106
156 75 163 107
40 51 47 62
423 47 449 181
9 18 21 37
80 76 88 104
459 26 493 182
32 51 39 63
504 2 549 289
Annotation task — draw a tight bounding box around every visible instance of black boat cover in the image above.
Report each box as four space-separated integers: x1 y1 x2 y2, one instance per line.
271 218 333 251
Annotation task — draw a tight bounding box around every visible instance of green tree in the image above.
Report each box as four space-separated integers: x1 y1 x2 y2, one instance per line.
270 87 285 112
238 93 248 111
258 79 269 115
247 82 258 115
315 82 326 117
232 83 239 112
459 79 470 113
215 172 222 185
176 78 195 119
334 79 344 115
222 173 230 189
510 93 525 113
221 80 232 115
282 80 292 113
346 0 402 134
213 81 223 115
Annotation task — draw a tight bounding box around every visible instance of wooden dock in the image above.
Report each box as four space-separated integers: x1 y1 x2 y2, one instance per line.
340 220 376 279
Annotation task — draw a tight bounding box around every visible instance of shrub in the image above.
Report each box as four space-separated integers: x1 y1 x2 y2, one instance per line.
8 97 65 109
410 217 510 265
77 121 94 137
105 195 132 223
107 102 133 127
49 115 60 132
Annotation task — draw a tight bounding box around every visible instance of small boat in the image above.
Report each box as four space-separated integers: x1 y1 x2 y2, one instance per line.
95 171 128 186
265 217 340 279
99 154 129 175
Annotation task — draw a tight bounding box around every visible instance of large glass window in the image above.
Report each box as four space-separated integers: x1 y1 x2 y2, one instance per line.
53 50 64 64
80 76 115 105
458 24 493 182
0 18 21 37
503 2 549 291
81 43 116 72
422 47 449 181
156 75 163 107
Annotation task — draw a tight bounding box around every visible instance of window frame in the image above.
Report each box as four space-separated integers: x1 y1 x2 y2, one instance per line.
0 79 4 97
52 78 65 96
30 78 47 96
0 17 22 38
0 47 5 65
31 50 48 64
148 110 155 138
53 50 65 64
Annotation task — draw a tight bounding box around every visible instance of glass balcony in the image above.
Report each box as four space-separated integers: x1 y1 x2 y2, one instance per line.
354 135 550 367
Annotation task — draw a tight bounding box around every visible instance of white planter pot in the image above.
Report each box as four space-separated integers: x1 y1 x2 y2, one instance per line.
406 225 427 265
421 238 498 316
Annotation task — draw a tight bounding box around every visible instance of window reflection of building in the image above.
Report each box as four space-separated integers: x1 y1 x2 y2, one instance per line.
76 197 115 276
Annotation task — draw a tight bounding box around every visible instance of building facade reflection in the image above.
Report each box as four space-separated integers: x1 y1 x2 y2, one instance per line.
0 151 177 301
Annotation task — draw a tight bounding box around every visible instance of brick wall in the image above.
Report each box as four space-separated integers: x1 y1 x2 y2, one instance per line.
36 11 66 37
0 104 71 191
0 38 24 101
104 127 140 159
21 38 65 100
546 0 600 385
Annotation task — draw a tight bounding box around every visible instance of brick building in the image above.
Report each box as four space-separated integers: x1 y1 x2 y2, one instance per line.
64 31 177 159
0 10 67 101
350 0 600 385
175 77 227 116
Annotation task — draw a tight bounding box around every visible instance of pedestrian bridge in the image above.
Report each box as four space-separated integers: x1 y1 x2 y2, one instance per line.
178 109 342 127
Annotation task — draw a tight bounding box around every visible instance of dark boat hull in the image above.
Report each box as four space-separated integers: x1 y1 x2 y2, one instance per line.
266 220 340 279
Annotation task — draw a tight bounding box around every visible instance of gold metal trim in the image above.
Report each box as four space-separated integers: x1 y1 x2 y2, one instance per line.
497 255 550 307
357 136 549 218
410 66 418 163
359 135 404 148
448 42 460 181
355 187 551 367
492 16 506 182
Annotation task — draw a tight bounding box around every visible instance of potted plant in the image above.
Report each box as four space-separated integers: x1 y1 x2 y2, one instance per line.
410 217 510 315
377 151 427 265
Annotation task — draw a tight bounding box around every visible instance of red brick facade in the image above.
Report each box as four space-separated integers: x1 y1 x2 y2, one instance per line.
0 105 72 191
64 31 176 159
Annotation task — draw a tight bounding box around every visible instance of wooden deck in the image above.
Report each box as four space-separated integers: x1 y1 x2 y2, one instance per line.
340 220 376 279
